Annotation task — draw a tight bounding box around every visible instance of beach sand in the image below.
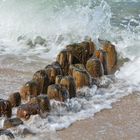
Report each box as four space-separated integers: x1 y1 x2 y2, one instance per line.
57 93 140 140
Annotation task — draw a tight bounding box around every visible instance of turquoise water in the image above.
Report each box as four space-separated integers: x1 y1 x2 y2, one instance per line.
0 0 140 139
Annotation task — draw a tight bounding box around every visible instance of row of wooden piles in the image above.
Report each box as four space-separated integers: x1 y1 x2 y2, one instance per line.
0 39 117 131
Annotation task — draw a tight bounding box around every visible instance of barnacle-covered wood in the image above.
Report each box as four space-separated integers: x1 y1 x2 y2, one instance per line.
20 80 40 101
45 61 63 84
86 57 103 78
47 84 69 102
33 70 50 94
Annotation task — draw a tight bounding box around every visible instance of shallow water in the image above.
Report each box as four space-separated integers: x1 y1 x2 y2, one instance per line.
0 0 140 139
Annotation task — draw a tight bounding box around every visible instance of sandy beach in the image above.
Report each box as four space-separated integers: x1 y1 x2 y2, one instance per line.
57 93 140 140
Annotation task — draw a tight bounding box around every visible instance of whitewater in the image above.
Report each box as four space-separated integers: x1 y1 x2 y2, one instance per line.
0 0 140 139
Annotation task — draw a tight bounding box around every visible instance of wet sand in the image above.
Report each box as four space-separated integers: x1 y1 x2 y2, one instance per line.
57 93 140 140
0 67 32 98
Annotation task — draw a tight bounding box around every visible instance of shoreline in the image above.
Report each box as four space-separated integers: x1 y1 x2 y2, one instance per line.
1 65 140 140
57 93 140 140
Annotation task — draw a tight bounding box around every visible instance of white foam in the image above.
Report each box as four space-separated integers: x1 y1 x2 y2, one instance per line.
0 0 111 59
116 58 140 85
11 81 137 137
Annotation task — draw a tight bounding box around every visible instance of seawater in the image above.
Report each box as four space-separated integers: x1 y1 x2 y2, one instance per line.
0 0 140 139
